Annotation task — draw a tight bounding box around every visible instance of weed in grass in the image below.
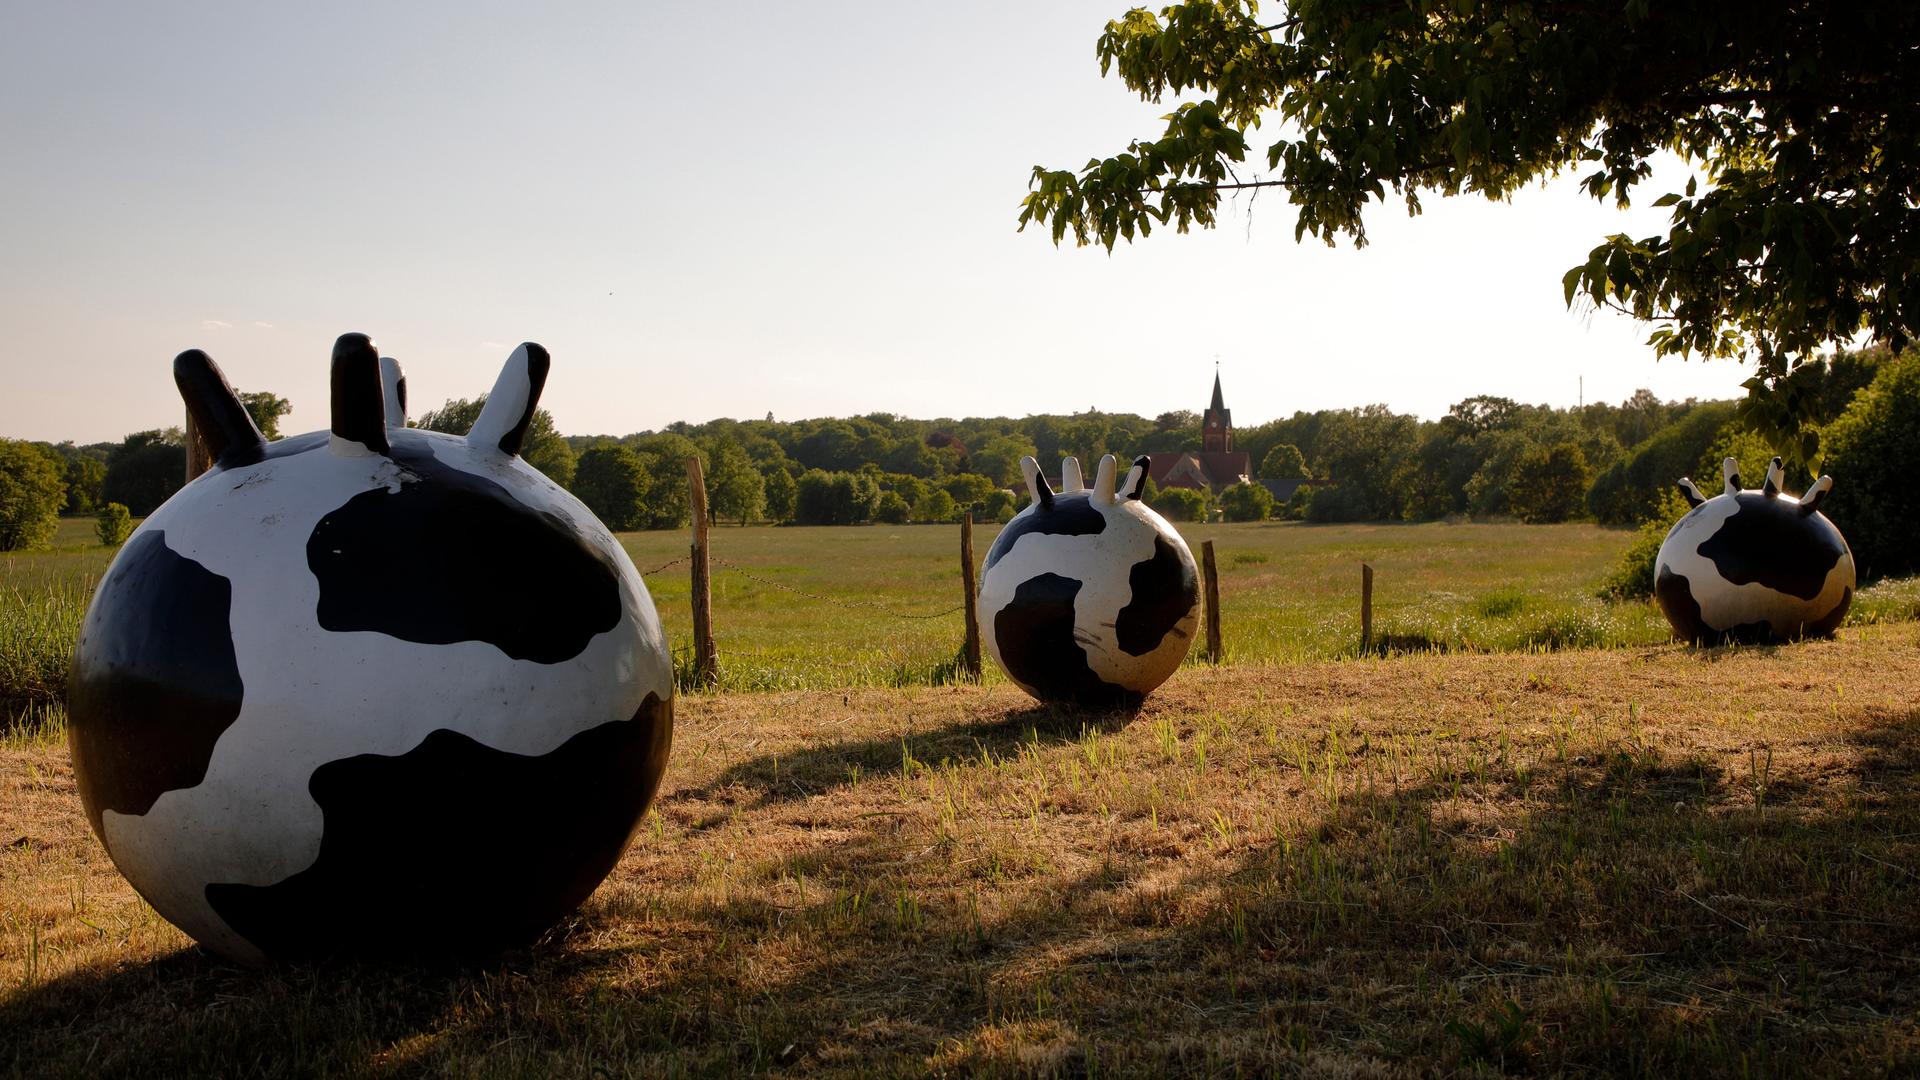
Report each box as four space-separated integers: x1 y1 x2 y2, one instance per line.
0 580 90 724
1472 588 1529 619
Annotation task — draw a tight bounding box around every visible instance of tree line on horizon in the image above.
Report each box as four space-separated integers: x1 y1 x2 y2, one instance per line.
1 345 1913 579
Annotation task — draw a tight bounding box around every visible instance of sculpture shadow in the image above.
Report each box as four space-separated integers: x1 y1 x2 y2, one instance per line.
671 697 1143 826
6 705 1914 1076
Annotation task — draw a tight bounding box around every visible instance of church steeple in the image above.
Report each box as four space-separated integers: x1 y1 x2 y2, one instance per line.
1202 366 1232 453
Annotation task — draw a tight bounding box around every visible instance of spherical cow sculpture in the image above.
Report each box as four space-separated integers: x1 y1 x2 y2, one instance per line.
979 454 1200 706
67 333 674 964
1654 456 1855 644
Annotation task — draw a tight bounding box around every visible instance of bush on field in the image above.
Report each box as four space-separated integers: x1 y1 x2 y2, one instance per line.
794 470 880 525
1152 486 1209 522
978 488 1016 523
874 491 911 524
96 502 133 547
1305 482 1373 523
1823 350 1920 579
1218 482 1274 522
914 489 957 523
1506 442 1593 523
0 439 65 551
1598 490 1690 600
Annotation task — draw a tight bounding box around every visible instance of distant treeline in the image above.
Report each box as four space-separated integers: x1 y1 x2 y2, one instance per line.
5 346 1913 577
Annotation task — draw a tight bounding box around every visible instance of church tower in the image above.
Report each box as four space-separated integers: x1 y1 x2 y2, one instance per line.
1201 369 1232 453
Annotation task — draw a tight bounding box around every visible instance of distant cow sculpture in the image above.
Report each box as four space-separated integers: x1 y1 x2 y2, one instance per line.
67 333 673 964
979 454 1199 705
1654 456 1855 644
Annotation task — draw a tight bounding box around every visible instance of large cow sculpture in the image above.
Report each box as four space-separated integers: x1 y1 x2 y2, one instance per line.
67 333 674 964
1654 456 1855 644
978 454 1199 706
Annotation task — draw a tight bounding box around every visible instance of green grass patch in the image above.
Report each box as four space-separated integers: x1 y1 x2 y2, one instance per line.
5 518 1916 700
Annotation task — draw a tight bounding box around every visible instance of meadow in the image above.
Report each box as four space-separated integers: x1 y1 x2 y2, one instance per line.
8 517 1920 715
3 626 1917 1075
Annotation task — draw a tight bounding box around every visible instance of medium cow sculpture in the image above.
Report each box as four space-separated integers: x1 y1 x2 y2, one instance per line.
1654 456 1855 644
67 333 674 964
979 454 1200 706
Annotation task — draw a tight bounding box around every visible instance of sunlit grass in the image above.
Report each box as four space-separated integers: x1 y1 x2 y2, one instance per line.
5 627 1916 1074
5 518 1914 705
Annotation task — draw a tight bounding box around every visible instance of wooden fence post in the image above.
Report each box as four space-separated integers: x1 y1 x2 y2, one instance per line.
1361 562 1374 654
1201 539 1223 664
185 410 212 482
686 457 717 688
960 512 982 680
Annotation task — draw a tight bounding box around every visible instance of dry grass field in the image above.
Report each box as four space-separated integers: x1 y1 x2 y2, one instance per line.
4 624 1917 1076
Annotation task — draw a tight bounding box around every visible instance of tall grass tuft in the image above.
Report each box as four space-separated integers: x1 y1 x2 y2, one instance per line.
1 580 89 724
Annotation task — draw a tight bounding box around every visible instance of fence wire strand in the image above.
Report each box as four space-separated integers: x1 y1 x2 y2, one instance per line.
636 553 965 621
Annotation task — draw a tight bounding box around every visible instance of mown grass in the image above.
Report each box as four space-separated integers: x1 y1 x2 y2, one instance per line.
6 518 1917 705
4 625 1917 1075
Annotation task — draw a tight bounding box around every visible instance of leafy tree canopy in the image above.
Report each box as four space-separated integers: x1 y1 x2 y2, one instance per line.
572 445 651 532
102 428 184 518
763 465 799 523
237 390 292 441
707 440 767 526
0 440 66 551
1258 442 1308 479
1021 1 1918 467
1219 480 1275 521
1822 350 1920 579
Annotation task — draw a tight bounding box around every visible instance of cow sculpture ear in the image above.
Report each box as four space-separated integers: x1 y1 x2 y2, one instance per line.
330 332 390 456
1763 456 1784 497
1019 455 1054 509
1093 454 1118 504
1060 456 1084 494
380 356 408 428
1722 457 1742 496
1799 475 1834 516
174 349 267 467
1123 455 1150 501
1677 477 1707 508
469 342 551 457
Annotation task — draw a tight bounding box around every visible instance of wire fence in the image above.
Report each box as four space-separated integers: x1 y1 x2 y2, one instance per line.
636 553 966 622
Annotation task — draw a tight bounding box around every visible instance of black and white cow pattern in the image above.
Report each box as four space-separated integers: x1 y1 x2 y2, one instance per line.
67 333 674 964
1654 457 1855 644
978 454 1200 706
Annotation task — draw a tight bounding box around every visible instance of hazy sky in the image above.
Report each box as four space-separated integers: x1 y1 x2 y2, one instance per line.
0 1 1756 446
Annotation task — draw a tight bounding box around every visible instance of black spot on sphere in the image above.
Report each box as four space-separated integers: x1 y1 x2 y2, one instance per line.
1114 536 1197 656
1695 493 1847 601
984 494 1107 571
67 532 244 835
1654 565 1708 643
307 441 620 663
992 573 1137 707
205 692 672 962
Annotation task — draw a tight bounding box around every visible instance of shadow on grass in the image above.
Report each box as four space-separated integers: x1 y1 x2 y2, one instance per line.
4 705 1916 1076
671 698 1143 825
